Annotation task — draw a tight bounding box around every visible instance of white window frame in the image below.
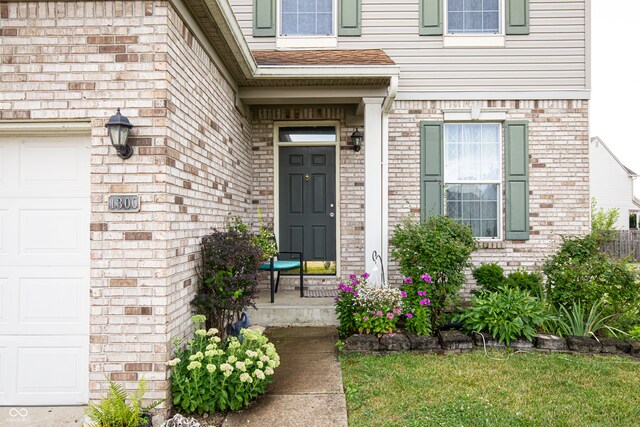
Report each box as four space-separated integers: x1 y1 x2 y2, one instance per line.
276 0 338 49
444 122 503 241
443 0 506 48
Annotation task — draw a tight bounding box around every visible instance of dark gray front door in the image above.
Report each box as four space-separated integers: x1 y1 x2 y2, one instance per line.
279 146 336 266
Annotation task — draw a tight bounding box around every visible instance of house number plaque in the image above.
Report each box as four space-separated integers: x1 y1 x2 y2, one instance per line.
109 195 140 212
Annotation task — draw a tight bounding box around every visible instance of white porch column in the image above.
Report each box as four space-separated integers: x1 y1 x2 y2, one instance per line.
363 97 384 274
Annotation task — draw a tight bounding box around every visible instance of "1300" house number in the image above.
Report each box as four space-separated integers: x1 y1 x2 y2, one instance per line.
109 195 141 212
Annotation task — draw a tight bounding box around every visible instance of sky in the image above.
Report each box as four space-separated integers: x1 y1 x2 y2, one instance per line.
590 1 640 198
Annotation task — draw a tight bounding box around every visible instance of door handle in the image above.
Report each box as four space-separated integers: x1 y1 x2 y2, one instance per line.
329 212 335 218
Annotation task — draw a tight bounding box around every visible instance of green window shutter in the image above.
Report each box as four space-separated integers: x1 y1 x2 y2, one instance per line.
420 0 443 36
505 121 530 240
253 0 276 37
339 0 361 36
420 122 444 222
506 0 530 35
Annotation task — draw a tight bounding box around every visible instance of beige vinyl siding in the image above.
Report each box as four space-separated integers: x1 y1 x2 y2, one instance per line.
229 0 587 93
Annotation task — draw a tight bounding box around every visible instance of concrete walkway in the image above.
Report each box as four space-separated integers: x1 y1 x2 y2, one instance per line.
223 327 348 427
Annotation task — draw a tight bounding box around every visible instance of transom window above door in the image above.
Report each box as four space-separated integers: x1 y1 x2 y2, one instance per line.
278 126 337 143
447 0 501 34
281 0 334 36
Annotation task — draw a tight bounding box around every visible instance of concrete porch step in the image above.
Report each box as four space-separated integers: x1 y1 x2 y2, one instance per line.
248 290 338 327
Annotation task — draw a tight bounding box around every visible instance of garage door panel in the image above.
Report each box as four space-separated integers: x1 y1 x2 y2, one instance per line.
0 278 8 326
20 208 85 255
0 346 7 401
19 277 87 332
0 209 8 255
0 337 88 405
20 143 83 188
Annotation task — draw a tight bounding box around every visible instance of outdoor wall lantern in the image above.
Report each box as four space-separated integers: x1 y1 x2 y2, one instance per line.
105 108 134 159
351 128 363 152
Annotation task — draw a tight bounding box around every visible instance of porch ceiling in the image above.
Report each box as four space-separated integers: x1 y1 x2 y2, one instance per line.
180 0 398 89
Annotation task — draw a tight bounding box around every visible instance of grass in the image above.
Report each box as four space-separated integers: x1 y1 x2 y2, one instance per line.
341 351 640 427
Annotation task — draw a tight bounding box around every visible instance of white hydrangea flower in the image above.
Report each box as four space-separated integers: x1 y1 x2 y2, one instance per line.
223 370 232 378
195 329 207 337
235 361 246 372
264 367 274 376
215 349 225 356
187 361 201 370
206 364 216 373
227 356 237 364
207 328 219 336
240 373 252 383
211 336 221 343
206 343 215 351
256 361 264 369
167 358 181 366
244 359 253 366
253 369 265 380
260 355 270 362
205 350 215 358
245 350 258 358
267 360 276 368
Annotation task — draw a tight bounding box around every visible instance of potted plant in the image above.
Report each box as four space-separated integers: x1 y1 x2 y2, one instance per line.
86 376 163 427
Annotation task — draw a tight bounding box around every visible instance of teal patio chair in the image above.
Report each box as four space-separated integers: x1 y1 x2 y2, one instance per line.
258 238 304 303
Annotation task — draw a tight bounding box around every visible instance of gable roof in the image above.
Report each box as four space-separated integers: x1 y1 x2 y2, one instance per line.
591 136 638 177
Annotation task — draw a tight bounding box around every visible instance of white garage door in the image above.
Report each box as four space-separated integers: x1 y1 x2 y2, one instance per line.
0 134 90 405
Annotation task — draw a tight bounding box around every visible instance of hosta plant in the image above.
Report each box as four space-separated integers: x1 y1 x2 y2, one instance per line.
455 287 551 345
169 315 280 414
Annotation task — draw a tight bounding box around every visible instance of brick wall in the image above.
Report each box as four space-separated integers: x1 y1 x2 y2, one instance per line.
387 100 591 297
250 106 366 287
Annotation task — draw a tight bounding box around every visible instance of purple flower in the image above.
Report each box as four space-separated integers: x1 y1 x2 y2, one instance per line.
386 313 394 320
419 298 431 306
421 273 432 283
362 272 370 279
403 277 413 284
376 310 383 317
417 291 427 297
334 297 340 301
349 274 357 280
401 291 407 298
406 313 413 319
351 280 359 286
353 291 359 297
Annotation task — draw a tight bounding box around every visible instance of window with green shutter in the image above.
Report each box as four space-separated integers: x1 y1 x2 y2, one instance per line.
253 0 276 37
420 121 530 241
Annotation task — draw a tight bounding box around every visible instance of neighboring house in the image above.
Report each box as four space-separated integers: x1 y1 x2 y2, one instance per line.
590 136 639 230
0 0 590 415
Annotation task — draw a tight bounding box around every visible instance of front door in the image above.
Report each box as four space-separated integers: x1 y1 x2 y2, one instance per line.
279 146 336 273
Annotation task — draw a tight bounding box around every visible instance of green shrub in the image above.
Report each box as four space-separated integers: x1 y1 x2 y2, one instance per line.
628 325 640 340
170 315 280 414
454 287 551 345
472 263 505 294
400 275 433 336
543 234 639 322
391 215 476 330
192 229 262 336
591 197 619 240
505 269 544 298
86 377 162 427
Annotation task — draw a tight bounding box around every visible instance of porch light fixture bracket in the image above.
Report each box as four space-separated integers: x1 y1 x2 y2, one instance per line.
105 108 134 159
351 128 363 152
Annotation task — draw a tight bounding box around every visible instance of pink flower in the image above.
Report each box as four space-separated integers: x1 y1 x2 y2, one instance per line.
417 291 427 297
393 307 401 315
334 297 339 301
421 273 432 283
363 316 369 322
401 291 407 298
403 277 413 284
362 272 370 279
419 298 431 306
353 291 359 297
376 310 383 317
386 313 394 320
406 313 413 318
349 274 357 280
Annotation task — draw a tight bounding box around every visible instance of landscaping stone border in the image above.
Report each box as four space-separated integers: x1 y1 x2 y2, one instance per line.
344 331 640 359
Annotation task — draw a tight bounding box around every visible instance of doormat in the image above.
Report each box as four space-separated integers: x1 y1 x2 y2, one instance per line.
303 289 338 298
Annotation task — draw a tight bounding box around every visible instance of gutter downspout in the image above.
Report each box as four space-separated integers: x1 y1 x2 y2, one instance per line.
381 75 399 272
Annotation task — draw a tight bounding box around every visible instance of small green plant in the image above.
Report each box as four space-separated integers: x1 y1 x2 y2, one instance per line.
628 325 640 340
253 208 277 260
472 263 505 294
170 315 280 414
556 300 623 339
591 198 620 239
391 215 476 330
455 287 551 345
505 269 544 298
86 377 163 427
400 275 433 336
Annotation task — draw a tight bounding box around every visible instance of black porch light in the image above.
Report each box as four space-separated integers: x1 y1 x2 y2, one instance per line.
351 128 363 152
105 108 134 159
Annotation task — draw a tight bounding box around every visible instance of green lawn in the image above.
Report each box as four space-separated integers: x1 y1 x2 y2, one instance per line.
341 351 640 427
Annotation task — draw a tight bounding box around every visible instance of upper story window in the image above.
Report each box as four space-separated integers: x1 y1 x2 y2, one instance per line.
281 0 334 36
447 0 500 34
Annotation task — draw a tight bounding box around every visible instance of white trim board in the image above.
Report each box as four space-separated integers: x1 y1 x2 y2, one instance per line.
396 91 591 101
0 120 91 135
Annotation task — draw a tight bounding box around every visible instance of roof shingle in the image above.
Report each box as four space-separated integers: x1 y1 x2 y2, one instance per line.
252 49 395 66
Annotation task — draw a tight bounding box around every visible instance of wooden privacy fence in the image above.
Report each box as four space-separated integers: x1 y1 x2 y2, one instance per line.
600 230 640 262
